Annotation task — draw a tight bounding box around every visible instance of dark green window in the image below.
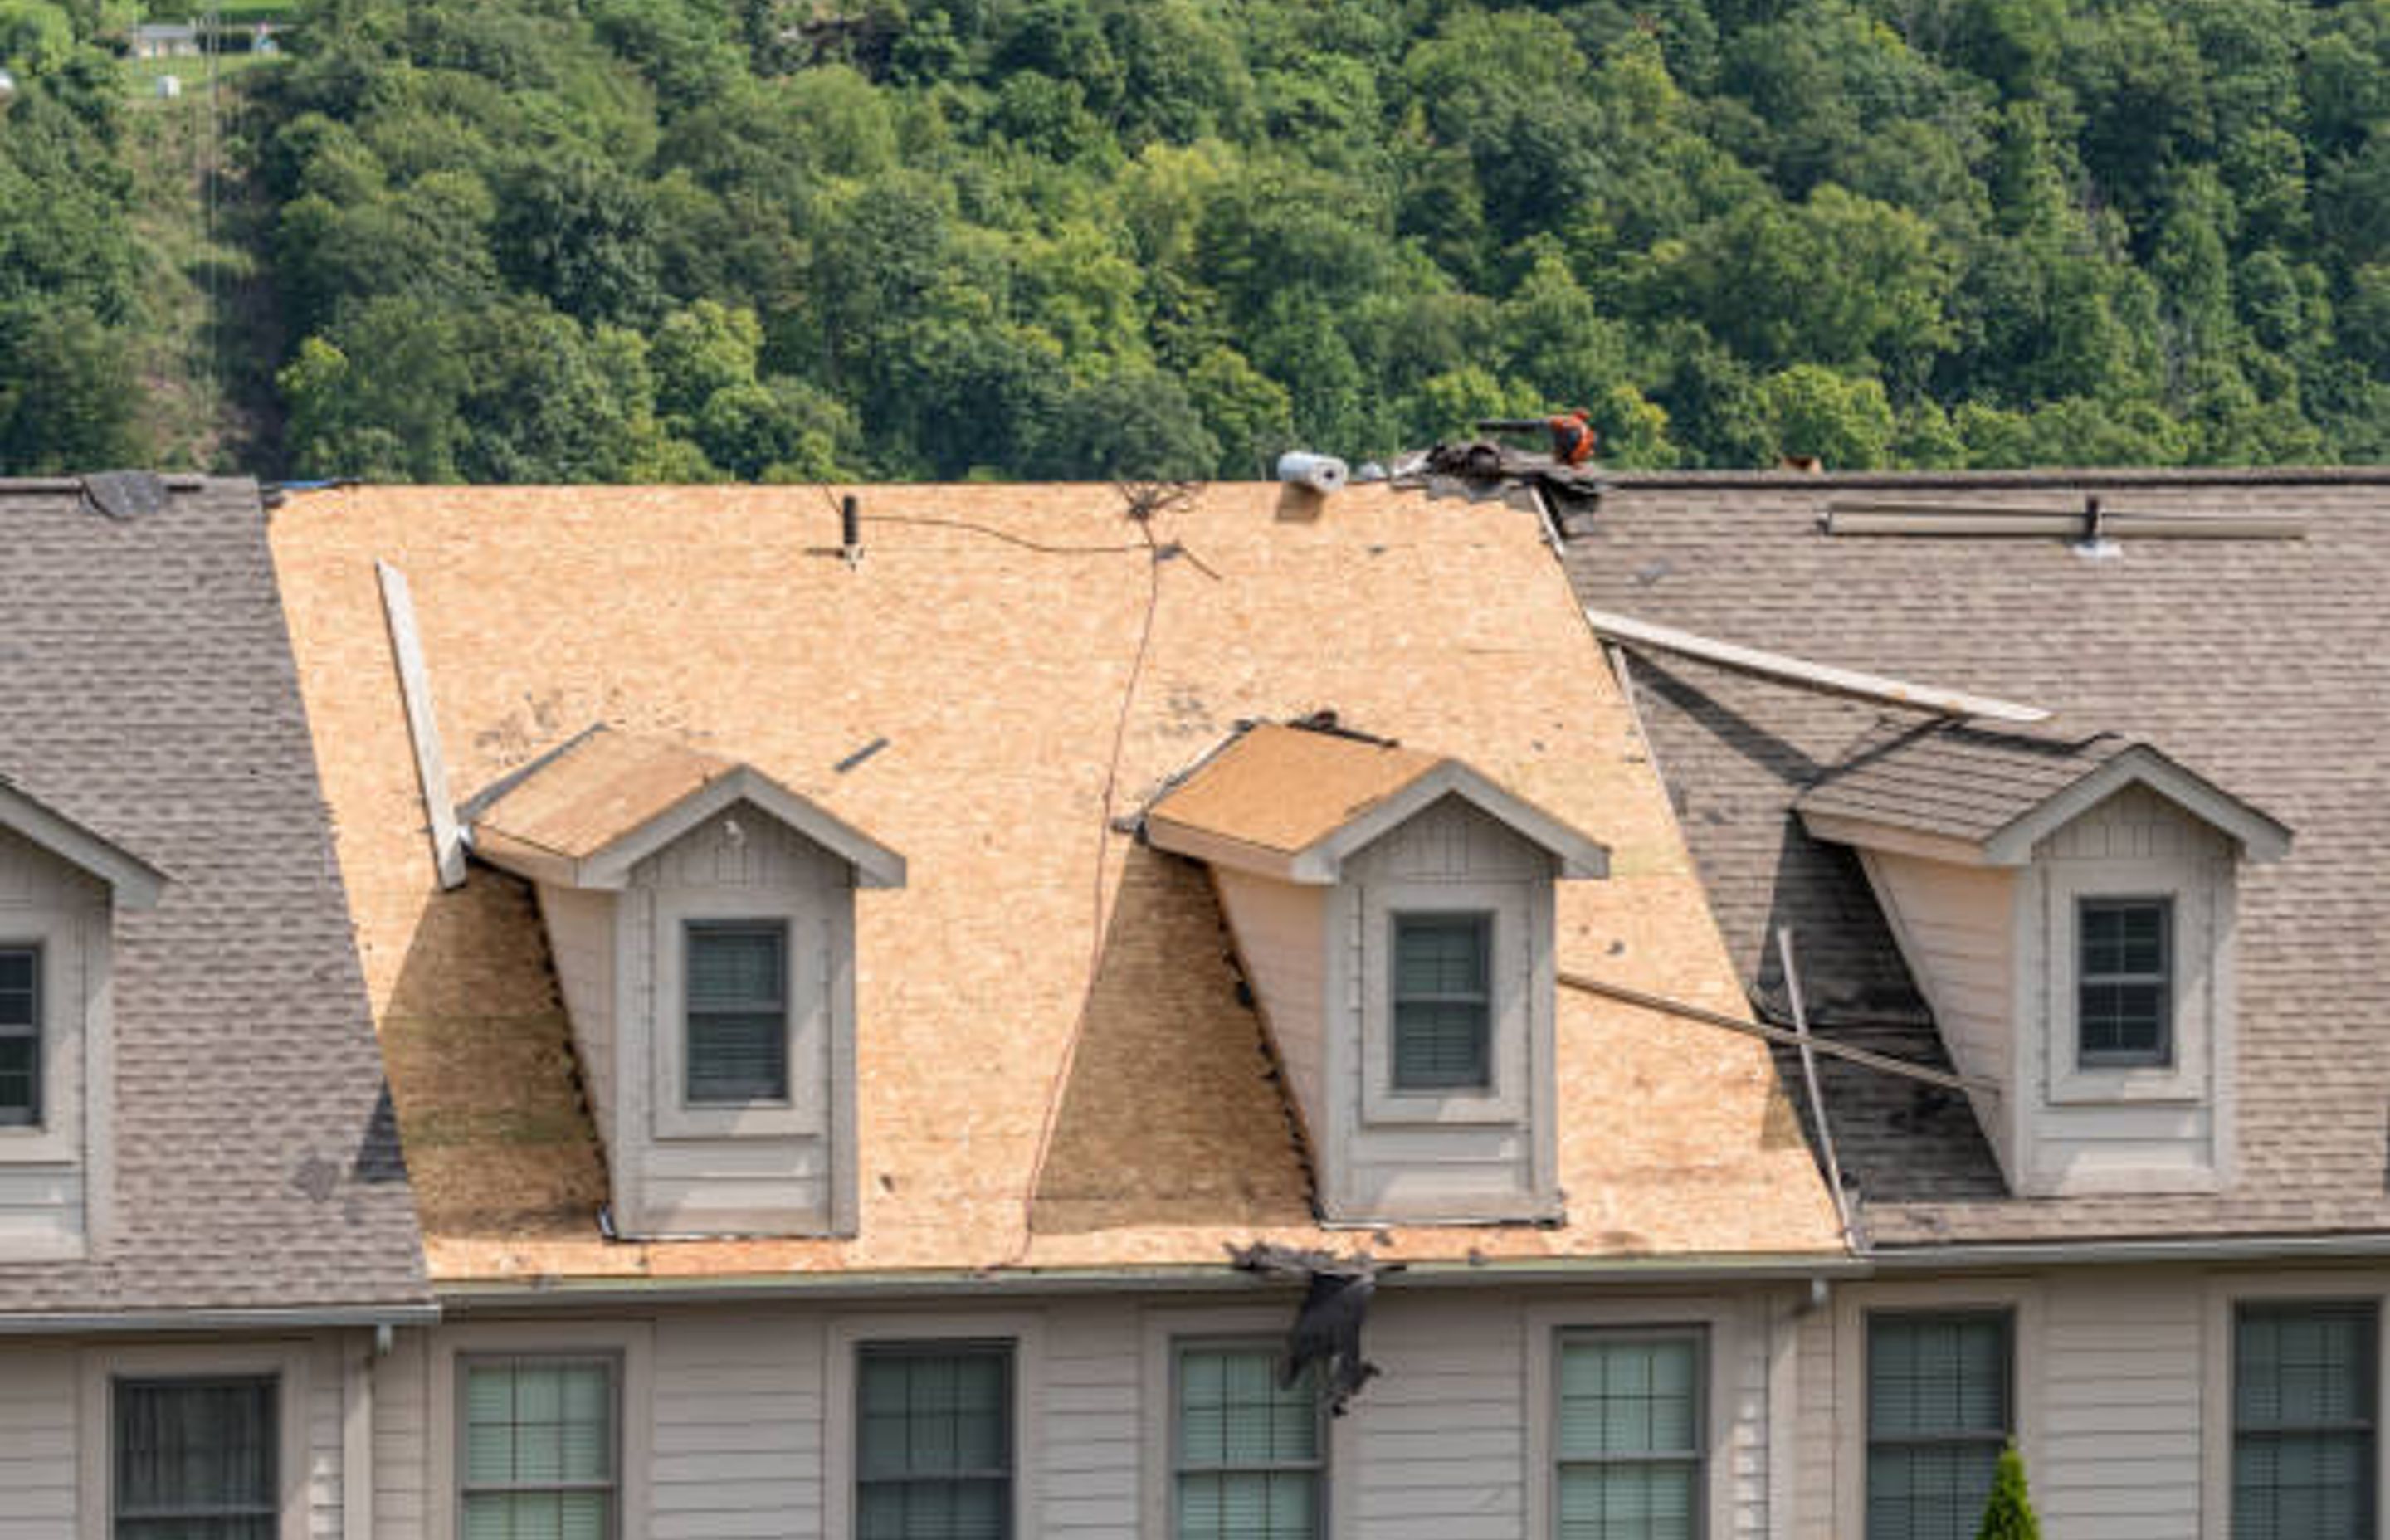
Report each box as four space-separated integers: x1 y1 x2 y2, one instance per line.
2235 1302 2377 1540
1391 912 1492 1090
1175 1343 1322 1540
685 920 788 1104
0 944 37 1126
857 1343 1012 1540
114 1377 277 1540
461 1357 618 1540
1865 1313 2011 1540
2076 898 2172 1067
1556 1329 1705 1540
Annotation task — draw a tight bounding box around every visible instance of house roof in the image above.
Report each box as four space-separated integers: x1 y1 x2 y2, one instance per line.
1562 469 2390 1247
270 482 1842 1284
0 477 427 1316
469 725 905 889
1794 719 2291 865
0 772 169 909
1144 719 1609 883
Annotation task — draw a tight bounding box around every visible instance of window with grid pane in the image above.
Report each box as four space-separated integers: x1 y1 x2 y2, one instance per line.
0 945 37 1126
1555 1330 1704 1540
2235 1302 2377 1540
685 920 788 1104
1391 913 1492 1090
1175 1344 1322 1540
461 1357 616 1540
1865 1313 2010 1540
856 1343 1012 1540
114 1377 278 1540
2075 898 2172 1067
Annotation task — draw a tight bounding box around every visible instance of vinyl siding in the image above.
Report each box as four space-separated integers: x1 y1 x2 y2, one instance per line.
1859 852 2017 1180
0 826 106 1261
536 885 617 1157
0 1339 77 1538
373 1328 432 1540
1208 869 1329 1154
651 1311 824 1539
2036 1272 2204 1538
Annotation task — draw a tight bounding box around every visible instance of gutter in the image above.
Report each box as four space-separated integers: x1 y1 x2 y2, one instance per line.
0 1301 441 1337
1871 1231 2390 1271
436 1252 1867 1313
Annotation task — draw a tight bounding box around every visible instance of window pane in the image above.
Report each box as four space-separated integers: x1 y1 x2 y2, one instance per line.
1559 1337 1700 1459
858 1344 1013 1540
462 1491 611 1540
2235 1304 2375 1540
1866 1315 2010 1540
1394 918 1486 997
463 1359 615 1494
0 947 32 1023
1178 1471 1318 1540
1558 1463 1696 1540
688 926 783 1008
686 1012 788 1103
115 1378 277 1525
1178 1347 1317 1467
1866 1444 2002 1540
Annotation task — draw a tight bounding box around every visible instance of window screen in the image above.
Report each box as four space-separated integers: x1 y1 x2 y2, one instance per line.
0 945 37 1126
2235 1302 2377 1540
1865 1313 2011 1540
1391 913 1492 1091
857 1343 1012 1540
461 1357 617 1540
1556 1330 1704 1540
1175 1344 1321 1540
115 1377 278 1540
685 920 788 1104
2076 898 2172 1066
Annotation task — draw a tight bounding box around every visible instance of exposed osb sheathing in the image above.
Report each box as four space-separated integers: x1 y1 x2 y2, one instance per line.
476 726 737 859
270 483 1841 1283
1144 721 1441 855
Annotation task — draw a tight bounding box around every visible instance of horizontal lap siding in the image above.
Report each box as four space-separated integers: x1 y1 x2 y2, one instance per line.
373 1331 430 1540
2037 1274 2203 1539
1042 1299 1139 1537
310 1334 346 1538
0 1341 76 1538
1352 1295 1527 1540
651 1313 824 1540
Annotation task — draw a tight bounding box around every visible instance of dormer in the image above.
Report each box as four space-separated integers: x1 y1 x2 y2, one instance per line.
0 777 167 1261
466 728 904 1240
1145 721 1607 1226
1798 721 2290 1197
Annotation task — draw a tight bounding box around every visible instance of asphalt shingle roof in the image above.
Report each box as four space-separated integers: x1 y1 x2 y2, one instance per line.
1564 470 2390 1247
1796 720 2134 844
0 476 427 1314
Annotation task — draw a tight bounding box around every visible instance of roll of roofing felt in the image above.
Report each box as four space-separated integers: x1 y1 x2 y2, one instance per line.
1276 451 1349 495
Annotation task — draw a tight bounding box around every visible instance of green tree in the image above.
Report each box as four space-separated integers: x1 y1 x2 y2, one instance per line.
1976 1445 2040 1540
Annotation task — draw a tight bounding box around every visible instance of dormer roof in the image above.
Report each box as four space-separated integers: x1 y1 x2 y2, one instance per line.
1144 720 1609 883
467 725 905 890
1795 719 2292 867
0 771 168 909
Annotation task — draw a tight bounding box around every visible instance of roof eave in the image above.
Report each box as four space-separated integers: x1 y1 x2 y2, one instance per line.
1294 761 1611 881
0 778 170 908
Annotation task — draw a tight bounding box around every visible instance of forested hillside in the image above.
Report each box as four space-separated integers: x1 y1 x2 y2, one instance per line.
3 0 2388 478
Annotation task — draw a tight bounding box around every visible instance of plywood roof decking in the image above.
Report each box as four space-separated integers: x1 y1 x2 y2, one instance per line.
1144 723 1441 857
473 726 738 860
271 483 1842 1283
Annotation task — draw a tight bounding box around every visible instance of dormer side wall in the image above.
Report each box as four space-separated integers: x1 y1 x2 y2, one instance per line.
0 826 109 1262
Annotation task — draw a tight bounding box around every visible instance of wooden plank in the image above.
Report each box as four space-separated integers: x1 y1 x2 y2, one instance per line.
1556 969 1995 1096
1776 927 1854 1247
373 561 466 889
1581 607 2051 724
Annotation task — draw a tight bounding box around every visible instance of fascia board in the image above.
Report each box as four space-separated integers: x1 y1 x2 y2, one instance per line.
0 780 169 908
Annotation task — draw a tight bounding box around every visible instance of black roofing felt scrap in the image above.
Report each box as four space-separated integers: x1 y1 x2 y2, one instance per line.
76 470 171 521
1228 1241 1404 1416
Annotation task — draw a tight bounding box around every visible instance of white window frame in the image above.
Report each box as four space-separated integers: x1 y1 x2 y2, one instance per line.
1144 1305 1354 1540
826 1310 1044 1540
1831 1278 2042 1540
2042 859 2215 1108
2200 1270 2390 1540
1168 1336 1329 1540
1526 1296 1744 1540
1360 879 1531 1127
0 904 100 1169
647 882 833 1142
426 1321 653 1540
2072 895 2174 1070
680 917 793 1108
77 1341 310 1540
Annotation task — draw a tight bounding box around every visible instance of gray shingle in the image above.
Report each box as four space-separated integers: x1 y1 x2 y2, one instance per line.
0 478 427 1313
1565 470 2390 1248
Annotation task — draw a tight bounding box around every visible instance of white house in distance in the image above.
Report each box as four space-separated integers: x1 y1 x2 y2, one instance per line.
4 465 2390 1539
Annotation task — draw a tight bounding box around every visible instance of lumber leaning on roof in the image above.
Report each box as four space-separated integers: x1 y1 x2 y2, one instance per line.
1557 970 1994 1096
1582 607 2051 724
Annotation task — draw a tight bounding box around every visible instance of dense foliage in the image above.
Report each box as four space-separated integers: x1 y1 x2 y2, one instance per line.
1978 1445 2041 1539
3 0 2388 477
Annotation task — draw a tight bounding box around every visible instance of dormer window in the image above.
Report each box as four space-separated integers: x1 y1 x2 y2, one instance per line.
1144 720 1608 1225
468 726 905 1240
2076 898 2172 1069
0 945 37 1126
1797 720 2290 1197
685 919 791 1105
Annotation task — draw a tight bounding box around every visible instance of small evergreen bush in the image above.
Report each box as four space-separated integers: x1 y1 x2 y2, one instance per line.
1977 1444 2040 1540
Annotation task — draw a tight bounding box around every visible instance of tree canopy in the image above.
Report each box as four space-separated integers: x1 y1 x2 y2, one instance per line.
2 0 2386 478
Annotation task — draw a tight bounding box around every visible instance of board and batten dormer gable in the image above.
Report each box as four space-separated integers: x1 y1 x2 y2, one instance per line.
1796 719 2289 1198
466 726 903 1240
1145 720 1607 1226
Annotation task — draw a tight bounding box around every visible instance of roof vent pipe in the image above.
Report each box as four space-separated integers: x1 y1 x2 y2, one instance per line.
841 493 861 564
1277 451 1349 495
